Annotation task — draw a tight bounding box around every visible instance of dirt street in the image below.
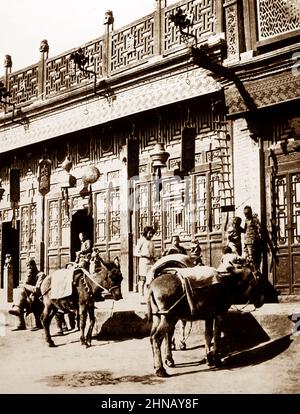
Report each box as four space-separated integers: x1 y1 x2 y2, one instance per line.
0 318 300 395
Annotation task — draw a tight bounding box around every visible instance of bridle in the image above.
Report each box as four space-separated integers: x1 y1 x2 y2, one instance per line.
231 266 260 312
80 268 121 296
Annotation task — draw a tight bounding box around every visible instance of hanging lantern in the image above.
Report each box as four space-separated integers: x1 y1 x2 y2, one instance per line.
79 165 100 200
61 172 77 188
150 143 170 169
62 155 73 173
61 156 76 188
82 165 100 185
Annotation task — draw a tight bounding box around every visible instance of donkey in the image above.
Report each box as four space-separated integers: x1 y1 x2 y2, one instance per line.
40 257 123 348
147 263 264 377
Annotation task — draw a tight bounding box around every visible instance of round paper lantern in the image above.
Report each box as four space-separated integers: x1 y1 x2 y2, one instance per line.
82 165 100 185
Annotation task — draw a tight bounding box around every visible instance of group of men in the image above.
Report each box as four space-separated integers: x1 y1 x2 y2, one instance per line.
134 205 262 301
220 205 262 274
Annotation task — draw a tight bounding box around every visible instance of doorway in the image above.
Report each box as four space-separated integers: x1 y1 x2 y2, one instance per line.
273 170 300 294
70 209 94 262
1 221 20 288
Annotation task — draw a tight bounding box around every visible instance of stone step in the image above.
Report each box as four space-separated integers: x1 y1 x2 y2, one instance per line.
1 290 299 344
94 303 299 345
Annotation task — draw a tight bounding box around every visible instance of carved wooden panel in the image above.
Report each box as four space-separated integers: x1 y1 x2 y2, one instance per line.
164 0 216 54
48 200 59 248
94 187 121 257
257 0 300 40
224 3 239 60
110 15 155 73
20 204 36 252
8 66 39 105
45 39 103 97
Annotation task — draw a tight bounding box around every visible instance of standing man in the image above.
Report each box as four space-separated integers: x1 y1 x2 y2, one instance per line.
134 226 156 302
8 258 46 330
75 232 92 264
243 205 262 272
227 216 243 256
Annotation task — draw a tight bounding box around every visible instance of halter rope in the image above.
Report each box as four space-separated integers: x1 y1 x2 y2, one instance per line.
230 301 257 313
80 267 120 295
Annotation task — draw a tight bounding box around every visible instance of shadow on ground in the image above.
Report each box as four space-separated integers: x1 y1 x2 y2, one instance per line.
94 311 151 341
39 370 162 388
221 311 271 354
222 334 293 369
170 334 293 377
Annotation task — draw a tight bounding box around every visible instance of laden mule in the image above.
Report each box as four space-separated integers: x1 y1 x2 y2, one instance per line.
40 257 123 347
147 253 199 350
147 264 264 377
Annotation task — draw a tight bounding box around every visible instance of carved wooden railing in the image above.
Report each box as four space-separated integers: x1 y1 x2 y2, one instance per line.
1 0 299 113
45 38 104 98
164 0 217 55
8 64 39 105
0 0 220 111
110 14 155 74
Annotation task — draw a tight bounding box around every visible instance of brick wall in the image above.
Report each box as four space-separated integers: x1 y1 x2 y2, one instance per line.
233 118 261 218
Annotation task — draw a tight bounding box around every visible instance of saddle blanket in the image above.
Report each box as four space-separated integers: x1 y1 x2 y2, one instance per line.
176 265 220 289
50 268 74 299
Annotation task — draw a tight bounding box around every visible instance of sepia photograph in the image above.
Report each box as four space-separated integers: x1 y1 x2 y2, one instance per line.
0 0 300 403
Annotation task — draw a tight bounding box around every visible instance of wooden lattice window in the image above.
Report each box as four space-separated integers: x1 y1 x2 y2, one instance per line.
275 176 288 245
95 192 107 243
20 204 37 252
292 173 300 244
108 187 120 240
211 172 221 231
48 200 59 248
95 187 120 243
195 175 207 233
163 177 190 239
257 0 300 40
137 183 150 234
61 200 70 246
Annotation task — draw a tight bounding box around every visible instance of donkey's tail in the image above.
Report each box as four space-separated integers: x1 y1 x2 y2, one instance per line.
146 289 153 322
146 287 159 322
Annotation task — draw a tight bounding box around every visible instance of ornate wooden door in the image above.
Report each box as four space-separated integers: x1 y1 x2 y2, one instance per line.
274 171 300 294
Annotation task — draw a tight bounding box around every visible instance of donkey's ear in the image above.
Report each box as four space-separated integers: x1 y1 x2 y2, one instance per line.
98 257 108 270
113 256 120 268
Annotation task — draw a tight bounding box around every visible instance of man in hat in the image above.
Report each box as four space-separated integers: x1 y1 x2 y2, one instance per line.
9 258 46 330
243 205 262 272
163 235 187 256
189 239 203 265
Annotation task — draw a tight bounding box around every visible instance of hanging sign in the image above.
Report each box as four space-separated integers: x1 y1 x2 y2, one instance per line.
9 169 20 202
181 127 196 173
38 155 51 196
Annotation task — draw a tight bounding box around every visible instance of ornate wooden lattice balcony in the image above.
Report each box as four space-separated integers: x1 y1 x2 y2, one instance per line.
0 0 218 109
